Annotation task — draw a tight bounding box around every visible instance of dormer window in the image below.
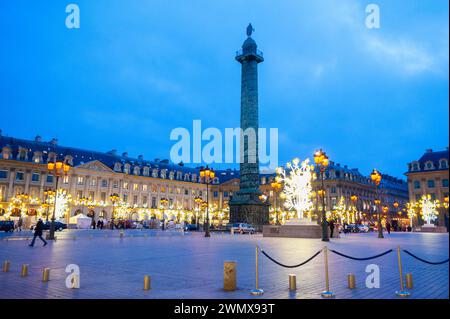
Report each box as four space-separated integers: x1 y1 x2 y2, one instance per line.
191 174 197 182
123 163 131 174
160 169 167 179
424 161 434 170
17 148 28 161
114 162 122 172
439 159 448 169
176 171 183 180
411 162 419 171
32 151 43 164
142 167 149 176
1 146 11 160
47 152 56 163
184 173 190 181
133 166 140 175
169 171 175 180
152 169 159 178
64 155 74 166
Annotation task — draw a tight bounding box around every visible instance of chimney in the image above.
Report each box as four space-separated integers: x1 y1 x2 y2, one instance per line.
107 149 117 156
122 152 128 157
426 148 433 153
35 135 42 142
138 155 144 161
344 165 348 169
336 163 340 167
50 138 58 145
178 161 184 166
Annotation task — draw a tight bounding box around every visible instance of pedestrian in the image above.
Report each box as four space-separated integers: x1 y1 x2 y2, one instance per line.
29 218 47 247
386 221 391 234
17 216 23 232
329 219 335 238
97 219 101 229
91 218 96 229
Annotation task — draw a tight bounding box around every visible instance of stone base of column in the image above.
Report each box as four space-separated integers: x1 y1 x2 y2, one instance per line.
229 197 269 232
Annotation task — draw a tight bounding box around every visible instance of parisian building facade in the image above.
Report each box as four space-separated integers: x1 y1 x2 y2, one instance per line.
405 148 449 227
1 132 410 227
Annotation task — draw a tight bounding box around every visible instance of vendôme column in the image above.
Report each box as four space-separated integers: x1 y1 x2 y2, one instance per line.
229 24 269 230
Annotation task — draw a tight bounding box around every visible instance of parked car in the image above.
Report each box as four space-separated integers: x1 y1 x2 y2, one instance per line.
356 224 369 233
230 223 255 234
184 224 198 231
30 221 67 232
0 221 14 232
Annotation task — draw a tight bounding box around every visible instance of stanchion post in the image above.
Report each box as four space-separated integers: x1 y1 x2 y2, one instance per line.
289 274 297 291
395 246 410 297
144 275 151 290
42 268 50 282
321 246 334 298
250 245 264 296
2 260 10 272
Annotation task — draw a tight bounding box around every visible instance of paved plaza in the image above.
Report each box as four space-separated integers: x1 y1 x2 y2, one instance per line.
0 230 448 299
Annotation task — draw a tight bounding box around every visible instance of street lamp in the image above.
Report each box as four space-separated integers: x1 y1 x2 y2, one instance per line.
109 193 119 229
43 189 54 222
194 195 203 230
47 159 71 240
370 169 383 239
199 166 215 238
314 149 330 242
160 198 168 230
270 180 282 224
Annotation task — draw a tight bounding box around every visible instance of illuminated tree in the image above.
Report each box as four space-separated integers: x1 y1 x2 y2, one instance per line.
276 158 314 219
419 194 440 226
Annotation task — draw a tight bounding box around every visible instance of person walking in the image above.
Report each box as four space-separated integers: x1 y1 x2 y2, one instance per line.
329 219 335 238
386 221 391 234
29 218 47 247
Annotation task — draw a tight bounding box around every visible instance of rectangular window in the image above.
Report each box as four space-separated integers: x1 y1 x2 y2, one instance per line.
46 174 54 183
224 191 229 198
0 170 7 179
77 190 83 199
63 175 69 184
142 196 148 206
427 180 435 188
413 181 420 189
123 194 128 202
213 191 218 198
133 195 138 205
160 186 166 193
442 179 449 187
133 183 139 191
77 176 84 185
331 187 336 194
15 172 24 181
89 191 95 200
123 182 129 190
142 184 148 192
184 189 189 195
151 197 157 208
113 181 119 188
31 173 40 182
90 179 97 186
100 192 106 202
101 179 108 188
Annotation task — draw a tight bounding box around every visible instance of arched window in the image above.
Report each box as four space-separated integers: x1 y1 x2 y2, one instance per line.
152 169 159 178
425 161 434 170
440 159 448 169
133 166 140 175
142 166 150 176
114 162 122 172
169 171 175 180
123 164 131 174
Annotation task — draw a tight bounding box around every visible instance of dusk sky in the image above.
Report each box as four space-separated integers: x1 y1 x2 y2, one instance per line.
0 0 448 178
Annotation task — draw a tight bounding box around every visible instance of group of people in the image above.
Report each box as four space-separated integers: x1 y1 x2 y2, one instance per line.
91 218 105 229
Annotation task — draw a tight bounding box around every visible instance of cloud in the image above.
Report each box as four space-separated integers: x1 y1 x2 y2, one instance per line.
364 36 439 76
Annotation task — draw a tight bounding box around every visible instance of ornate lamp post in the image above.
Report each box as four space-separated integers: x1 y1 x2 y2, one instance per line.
370 169 383 238
47 159 71 240
42 189 54 222
314 149 330 242
199 166 215 238
270 180 282 225
194 196 203 230
160 198 168 230
109 193 119 229
350 195 358 223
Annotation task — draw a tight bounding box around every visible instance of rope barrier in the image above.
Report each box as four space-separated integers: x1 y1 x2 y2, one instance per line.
329 249 393 261
402 250 449 265
260 249 322 268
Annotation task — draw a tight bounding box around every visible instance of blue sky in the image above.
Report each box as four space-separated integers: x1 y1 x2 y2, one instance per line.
0 0 448 178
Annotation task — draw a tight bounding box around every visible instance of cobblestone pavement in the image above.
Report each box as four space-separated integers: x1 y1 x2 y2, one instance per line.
0 230 448 299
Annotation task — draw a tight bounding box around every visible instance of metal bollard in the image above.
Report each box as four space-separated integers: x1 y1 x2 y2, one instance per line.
143 275 151 290
223 261 237 291
405 273 413 289
20 264 29 277
395 246 410 297
42 268 50 282
2 260 10 272
288 274 297 291
321 246 334 298
347 274 356 289
250 246 264 296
